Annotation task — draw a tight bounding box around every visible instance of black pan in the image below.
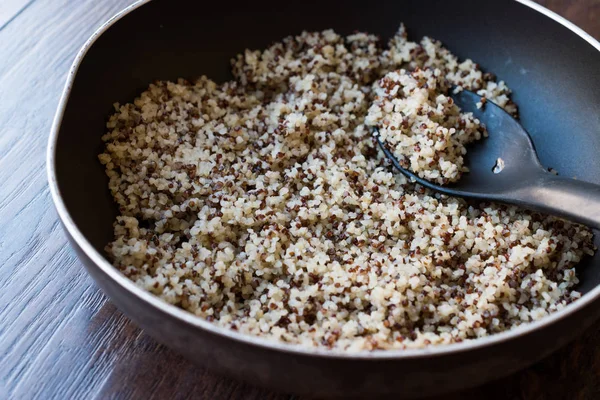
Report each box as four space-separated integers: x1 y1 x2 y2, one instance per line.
47 0 600 397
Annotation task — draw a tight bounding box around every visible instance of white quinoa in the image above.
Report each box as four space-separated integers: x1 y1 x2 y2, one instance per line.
99 25 594 351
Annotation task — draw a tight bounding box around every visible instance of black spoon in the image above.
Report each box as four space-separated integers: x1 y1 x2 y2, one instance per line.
375 89 600 229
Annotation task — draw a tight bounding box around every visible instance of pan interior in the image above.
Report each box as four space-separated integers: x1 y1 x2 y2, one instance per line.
54 0 600 294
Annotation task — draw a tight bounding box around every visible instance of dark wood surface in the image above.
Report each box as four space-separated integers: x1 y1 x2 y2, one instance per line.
1 1 599 399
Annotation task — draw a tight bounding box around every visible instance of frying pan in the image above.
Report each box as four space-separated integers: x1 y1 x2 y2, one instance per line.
47 0 600 397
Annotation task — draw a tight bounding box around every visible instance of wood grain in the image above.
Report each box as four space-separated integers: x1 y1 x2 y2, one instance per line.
0 0 35 30
537 0 600 39
0 1 598 399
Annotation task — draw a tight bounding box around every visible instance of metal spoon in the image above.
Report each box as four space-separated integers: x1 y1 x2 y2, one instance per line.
375 89 600 229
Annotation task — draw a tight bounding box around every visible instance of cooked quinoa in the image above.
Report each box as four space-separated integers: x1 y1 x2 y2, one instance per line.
367 69 488 184
99 25 594 351
366 31 517 184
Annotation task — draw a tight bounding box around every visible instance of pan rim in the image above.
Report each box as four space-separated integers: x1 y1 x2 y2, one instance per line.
47 0 600 360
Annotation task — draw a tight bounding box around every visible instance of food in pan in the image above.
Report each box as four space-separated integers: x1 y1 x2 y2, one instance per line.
99 25 593 351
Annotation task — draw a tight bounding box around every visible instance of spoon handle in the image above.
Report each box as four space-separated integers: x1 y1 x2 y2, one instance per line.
517 172 600 230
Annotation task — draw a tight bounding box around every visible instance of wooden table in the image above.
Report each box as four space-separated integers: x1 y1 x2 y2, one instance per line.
1 1 599 398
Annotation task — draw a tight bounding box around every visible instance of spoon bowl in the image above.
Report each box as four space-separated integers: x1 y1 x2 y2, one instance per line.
376 89 600 229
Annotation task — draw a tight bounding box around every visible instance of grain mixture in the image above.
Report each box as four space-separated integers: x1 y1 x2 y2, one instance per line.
99 25 594 351
367 69 486 184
